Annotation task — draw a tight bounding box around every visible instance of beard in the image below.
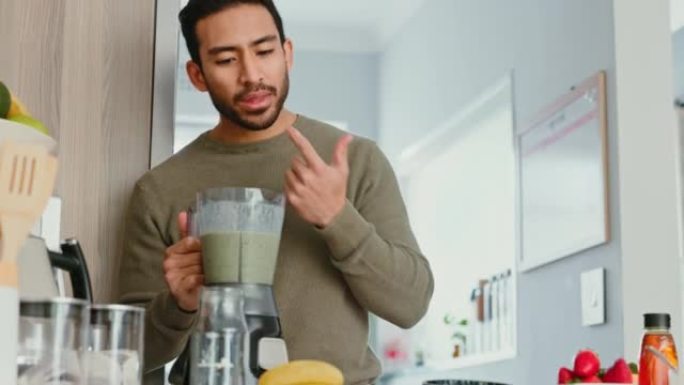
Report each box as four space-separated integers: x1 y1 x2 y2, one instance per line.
206 74 290 131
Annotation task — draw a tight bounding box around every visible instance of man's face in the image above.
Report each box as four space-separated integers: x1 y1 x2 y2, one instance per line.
189 4 292 131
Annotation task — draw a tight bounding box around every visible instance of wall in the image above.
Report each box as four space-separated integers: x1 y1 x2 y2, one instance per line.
672 0 684 34
0 0 155 301
675 27 684 101
613 0 682 364
175 48 380 142
288 50 379 139
378 0 623 383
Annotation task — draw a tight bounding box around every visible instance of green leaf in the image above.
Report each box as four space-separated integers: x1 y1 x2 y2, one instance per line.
629 362 639 374
458 318 469 326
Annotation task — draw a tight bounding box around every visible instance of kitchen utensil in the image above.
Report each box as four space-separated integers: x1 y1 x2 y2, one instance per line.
0 141 57 264
0 140 57 385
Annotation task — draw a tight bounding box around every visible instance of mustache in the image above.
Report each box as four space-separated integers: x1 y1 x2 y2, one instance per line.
235 83 277 101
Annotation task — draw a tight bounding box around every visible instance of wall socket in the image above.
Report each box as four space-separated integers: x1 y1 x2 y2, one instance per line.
580 267 605 326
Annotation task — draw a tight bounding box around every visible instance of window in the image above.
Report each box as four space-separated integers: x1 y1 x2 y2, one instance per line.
376 76 516 375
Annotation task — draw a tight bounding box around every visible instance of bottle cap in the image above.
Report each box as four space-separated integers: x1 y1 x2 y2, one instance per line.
644 313 671 329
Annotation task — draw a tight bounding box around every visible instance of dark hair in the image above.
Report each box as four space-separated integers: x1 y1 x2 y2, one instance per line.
179 0 286 65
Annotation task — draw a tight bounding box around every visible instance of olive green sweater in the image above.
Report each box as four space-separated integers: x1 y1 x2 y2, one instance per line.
118 115 434 385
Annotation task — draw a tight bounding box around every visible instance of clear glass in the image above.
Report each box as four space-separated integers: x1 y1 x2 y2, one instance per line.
190 286 248 385
17 298 89 385
192 187 285 285
84 304 145 385
639 328 679 385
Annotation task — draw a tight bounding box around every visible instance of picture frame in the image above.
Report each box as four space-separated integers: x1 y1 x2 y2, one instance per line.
516 71 609 272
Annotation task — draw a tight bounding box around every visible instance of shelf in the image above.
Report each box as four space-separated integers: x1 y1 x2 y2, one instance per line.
0 119 57 153
424 349 517 370
379 349 517 383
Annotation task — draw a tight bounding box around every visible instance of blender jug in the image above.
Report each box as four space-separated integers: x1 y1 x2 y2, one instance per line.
194 187 284 286
191 187 288 382
190 286 248 385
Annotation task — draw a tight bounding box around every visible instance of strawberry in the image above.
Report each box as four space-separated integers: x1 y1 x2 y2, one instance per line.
573 349 601 378
558 367 574 384
602 358 634 383
581 374 602 383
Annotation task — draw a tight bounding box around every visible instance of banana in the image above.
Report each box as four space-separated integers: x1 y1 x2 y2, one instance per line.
258 360 344 385
9 114 49 135
7 93 29 118
0 82 31 119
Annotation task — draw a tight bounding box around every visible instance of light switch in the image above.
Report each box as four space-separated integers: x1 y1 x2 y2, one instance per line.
580 268 605 326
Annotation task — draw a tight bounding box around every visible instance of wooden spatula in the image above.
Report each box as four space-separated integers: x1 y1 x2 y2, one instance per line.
0 141 58 285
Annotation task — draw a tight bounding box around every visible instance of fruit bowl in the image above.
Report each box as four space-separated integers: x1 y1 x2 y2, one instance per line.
0 118 56 153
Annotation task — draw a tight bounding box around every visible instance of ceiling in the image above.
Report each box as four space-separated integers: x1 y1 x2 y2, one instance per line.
275 0 427 52
182 0 683 51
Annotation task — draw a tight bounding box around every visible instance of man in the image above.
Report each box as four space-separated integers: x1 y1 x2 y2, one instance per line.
118 0 434 384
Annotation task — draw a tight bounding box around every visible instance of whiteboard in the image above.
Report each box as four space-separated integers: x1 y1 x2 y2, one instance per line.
517 72 609 271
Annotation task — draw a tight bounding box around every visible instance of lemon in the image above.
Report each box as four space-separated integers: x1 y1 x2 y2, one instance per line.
9 114 50 136
0 81 10 119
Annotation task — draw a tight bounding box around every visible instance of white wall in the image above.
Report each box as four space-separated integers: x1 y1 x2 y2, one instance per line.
613 0 683 363
378 0 622 383
173 48 380 148
672 0 684 32
674 28 684 101
287 50 379 139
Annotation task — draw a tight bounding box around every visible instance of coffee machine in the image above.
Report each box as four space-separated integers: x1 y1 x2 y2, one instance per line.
186 187 288 385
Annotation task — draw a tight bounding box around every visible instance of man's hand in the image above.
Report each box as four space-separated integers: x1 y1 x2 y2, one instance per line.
163 211 203 312
285 126 353 228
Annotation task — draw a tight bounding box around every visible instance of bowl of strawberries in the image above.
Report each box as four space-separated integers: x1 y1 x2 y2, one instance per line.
558 349 638 384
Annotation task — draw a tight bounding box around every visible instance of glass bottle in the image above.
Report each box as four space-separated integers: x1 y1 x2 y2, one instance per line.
190 285 248 385
639 313 679 385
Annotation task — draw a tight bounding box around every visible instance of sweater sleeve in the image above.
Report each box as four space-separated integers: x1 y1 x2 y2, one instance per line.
117 181 196 372
316 143 434 328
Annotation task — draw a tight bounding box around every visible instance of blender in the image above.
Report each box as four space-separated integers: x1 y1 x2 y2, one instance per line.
189 187 288 384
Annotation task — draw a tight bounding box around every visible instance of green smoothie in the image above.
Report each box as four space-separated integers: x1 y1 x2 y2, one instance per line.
200 232 281 284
